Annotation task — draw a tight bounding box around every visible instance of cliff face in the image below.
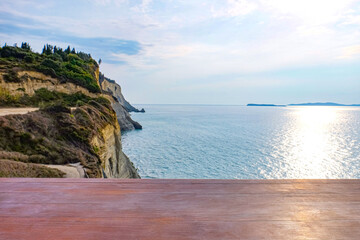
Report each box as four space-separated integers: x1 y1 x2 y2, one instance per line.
0 45 140 178
91 122 139 178
0 70 99 99
99 73 143 131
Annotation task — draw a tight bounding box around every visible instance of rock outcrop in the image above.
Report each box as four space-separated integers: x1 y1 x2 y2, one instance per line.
99 73 142 112
99 73 143 131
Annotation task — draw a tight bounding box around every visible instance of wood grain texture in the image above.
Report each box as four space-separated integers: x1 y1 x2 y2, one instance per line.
1 178 360 239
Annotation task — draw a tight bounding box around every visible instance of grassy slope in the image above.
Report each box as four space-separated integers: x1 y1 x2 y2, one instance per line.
0 99 116 178
0 87 94 107
0 159 65 178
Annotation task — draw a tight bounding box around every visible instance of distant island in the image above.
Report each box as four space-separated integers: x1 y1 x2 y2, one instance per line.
248 102 360 107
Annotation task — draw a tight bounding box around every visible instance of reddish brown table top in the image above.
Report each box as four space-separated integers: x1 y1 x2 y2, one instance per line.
1 178 360 239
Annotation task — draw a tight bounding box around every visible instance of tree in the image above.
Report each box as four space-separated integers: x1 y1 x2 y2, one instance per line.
77 51 91 61
65 46 71 54
98 58 102 65
43 44 53 55
71 48 76 54
54 46 63 55
21 42 31 50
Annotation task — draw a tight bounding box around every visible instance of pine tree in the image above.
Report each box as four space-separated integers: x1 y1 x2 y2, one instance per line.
98 58 102 65
71 48 76 54
42 45 46 54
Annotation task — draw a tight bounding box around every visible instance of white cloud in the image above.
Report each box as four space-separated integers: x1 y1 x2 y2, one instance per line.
337 45 360 59
342 14 360 25
132 0 153 13
261 0 357 24
211 0 257 18
295 25 334 37
92 0 128 6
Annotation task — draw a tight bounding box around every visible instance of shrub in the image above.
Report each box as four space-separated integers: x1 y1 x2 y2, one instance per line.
41 58 61 71
33 88 58 101
0 46 27 59
24 54 34 63
3 69 20 82
95 96 111 106
0 87 20 105
42 104 71 114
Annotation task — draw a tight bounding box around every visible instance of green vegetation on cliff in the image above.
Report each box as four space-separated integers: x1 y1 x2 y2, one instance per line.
0 87 93 107
0 97 115 178
0 43 100 93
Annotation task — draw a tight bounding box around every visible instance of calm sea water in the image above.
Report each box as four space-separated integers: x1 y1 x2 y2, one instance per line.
122 105 360 179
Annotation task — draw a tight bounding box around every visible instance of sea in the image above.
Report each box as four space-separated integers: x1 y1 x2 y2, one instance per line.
122 105 360 179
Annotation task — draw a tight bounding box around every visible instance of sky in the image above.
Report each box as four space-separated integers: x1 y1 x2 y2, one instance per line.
0 0 360 104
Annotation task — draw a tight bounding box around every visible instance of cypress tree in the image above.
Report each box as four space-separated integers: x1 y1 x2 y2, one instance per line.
65 46 71 54
45 44 53 55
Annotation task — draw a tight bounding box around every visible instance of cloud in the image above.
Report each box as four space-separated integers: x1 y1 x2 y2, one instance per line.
0 19 142 64
342 14 360 25
261 0 357 24
91 0 128 6
337 45 360 59
132 0 153 13
211 0 257 18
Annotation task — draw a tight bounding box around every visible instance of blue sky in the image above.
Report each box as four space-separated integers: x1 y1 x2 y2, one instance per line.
1 0 360 104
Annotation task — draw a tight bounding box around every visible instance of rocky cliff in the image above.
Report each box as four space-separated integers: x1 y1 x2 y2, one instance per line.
99 73 144 112
0 44 140 178
99 73 143 131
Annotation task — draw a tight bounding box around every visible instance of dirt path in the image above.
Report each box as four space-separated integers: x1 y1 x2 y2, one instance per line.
0 108 39 116
0 107 78 117
46 163 86 178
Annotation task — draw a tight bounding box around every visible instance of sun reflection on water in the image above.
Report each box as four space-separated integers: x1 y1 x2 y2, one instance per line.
280 107 346 178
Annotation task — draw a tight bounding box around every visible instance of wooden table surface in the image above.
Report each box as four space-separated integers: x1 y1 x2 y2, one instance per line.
1 178 360 239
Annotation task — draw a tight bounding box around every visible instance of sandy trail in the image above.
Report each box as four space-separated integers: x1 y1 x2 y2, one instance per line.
0 108 39 116
0 107 78 117
46 163 86 178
